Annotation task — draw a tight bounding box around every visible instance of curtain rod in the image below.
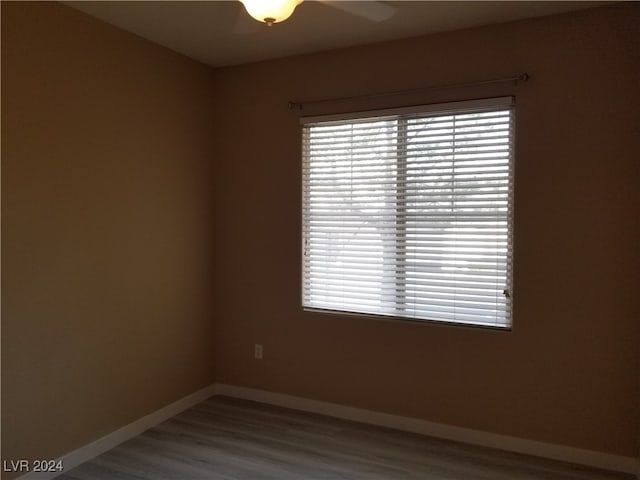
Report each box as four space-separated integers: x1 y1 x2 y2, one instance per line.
288 73 529 111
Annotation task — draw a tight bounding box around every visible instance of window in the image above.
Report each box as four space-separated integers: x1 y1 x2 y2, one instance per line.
301 97 514 328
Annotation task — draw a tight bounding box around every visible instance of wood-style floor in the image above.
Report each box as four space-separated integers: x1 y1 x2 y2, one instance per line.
60 396 632 480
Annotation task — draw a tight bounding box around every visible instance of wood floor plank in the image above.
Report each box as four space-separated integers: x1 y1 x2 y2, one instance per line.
58 396 633 480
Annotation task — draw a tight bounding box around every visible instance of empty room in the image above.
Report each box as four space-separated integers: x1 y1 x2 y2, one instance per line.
1 1 638 479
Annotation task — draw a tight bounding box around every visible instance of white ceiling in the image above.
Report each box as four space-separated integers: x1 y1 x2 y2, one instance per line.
65 1 608 67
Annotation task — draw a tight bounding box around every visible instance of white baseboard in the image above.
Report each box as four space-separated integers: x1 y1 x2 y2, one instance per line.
214 383 639 477
17 384 217 480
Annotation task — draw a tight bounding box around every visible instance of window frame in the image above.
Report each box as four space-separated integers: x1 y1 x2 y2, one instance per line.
301 96 515 330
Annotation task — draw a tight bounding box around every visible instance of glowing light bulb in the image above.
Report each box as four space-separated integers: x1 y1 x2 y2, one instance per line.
240 0 303 26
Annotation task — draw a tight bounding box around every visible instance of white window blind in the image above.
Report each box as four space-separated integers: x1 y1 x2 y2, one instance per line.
302 97 514 328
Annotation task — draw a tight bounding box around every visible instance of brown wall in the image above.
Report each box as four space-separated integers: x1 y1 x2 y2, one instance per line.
213 4 639 457
1 2 217 474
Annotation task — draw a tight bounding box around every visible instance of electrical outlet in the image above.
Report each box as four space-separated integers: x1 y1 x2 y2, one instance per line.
254 344 263 360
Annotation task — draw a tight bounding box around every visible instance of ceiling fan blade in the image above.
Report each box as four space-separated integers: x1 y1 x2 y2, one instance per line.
320 1 397 22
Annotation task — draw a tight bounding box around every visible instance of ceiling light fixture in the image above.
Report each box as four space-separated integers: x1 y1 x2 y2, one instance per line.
239 0 303 26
